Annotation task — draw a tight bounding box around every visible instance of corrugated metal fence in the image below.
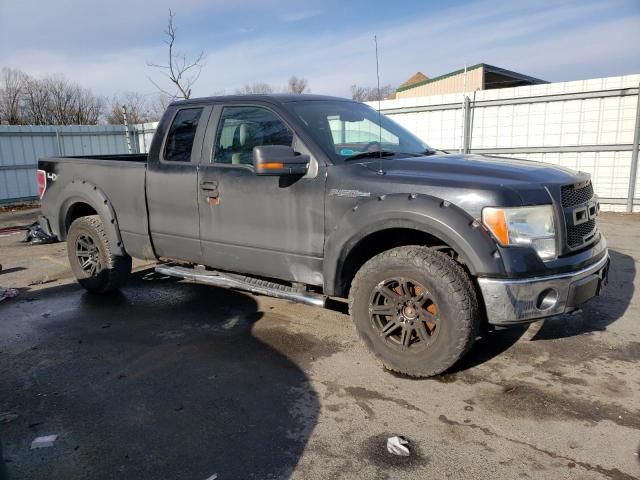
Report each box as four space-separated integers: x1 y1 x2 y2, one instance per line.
0 122 158 203
373 74 640 212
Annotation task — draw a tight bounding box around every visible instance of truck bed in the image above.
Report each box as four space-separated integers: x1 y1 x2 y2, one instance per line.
38 154 151 260
45 153 148 163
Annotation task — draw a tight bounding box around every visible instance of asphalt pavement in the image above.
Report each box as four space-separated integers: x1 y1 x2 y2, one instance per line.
0 209 638 479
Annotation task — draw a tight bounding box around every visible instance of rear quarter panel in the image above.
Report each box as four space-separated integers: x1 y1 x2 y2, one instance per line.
38 157 152 259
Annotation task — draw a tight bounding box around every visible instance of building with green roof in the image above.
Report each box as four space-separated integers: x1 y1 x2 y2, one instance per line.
395 63 547 99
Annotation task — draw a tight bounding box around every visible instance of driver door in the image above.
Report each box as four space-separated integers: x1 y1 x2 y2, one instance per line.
197 104 326 286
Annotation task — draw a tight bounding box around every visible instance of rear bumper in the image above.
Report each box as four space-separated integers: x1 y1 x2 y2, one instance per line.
478 251 609 326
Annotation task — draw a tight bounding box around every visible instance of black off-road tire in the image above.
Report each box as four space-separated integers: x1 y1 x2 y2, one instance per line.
349 246 479 377
66 215 131 293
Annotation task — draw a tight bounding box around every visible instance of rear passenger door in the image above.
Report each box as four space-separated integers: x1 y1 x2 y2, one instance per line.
147 105 211 263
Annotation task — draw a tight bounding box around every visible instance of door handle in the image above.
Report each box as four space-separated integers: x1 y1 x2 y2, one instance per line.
200 181 218 191
200 180 220 204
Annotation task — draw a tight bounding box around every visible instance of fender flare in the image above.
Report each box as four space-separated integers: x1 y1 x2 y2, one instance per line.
57 179 126 256
323 193 505 296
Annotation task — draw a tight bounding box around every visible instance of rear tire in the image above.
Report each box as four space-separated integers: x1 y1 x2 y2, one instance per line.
66 215 131 293
349 246 479 378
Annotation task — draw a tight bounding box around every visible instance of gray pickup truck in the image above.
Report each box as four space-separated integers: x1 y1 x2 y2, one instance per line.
37 94 609 377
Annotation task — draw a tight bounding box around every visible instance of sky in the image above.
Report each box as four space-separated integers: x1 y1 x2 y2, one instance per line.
1 0 639 99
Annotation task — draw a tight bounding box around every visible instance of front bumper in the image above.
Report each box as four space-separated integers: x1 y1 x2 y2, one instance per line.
478 251 609 326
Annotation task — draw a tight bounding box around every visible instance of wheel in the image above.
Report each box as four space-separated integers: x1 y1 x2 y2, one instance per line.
66 215 131 293
349 246 479 377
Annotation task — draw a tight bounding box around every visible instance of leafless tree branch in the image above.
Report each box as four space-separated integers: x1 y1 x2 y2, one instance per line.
235 82 276 95
1 68 104 125
350 84 395 102
287 76 309 94
147 9 205 99
0 68 28 124
147 77 178 100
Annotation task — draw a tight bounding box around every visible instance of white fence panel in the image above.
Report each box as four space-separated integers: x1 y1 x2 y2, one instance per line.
373 74 640 212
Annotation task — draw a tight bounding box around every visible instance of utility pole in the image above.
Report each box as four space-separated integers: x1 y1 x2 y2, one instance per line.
627 82 640 212
460 64 467 153
122 105 133 154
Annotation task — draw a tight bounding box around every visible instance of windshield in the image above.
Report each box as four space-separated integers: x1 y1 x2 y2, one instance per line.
285 100 432 164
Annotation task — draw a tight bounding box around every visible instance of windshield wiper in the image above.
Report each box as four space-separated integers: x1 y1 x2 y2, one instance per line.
344 150 397 162
394 150 438 157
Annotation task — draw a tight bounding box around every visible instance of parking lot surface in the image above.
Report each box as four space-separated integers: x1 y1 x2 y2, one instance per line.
0 209 639 480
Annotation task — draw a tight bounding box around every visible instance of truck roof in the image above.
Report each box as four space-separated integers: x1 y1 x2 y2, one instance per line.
171 93 356 107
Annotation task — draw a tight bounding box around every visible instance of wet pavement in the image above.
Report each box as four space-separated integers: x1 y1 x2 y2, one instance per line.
0 210 639 479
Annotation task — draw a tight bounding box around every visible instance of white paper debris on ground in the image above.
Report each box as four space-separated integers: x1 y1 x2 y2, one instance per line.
0 287 19 303
386 436 410 456
31 434 58 449
203 474 218 480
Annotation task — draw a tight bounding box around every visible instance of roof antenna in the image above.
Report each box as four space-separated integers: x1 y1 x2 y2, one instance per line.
374 35 384 175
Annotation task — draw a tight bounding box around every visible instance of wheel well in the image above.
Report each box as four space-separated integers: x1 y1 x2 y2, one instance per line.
338 228 460 297
64 202 97 234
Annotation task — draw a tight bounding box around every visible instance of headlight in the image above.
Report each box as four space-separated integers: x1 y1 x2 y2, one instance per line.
482 205 556 260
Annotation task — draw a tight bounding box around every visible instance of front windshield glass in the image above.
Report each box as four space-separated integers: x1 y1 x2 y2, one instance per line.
285 100 432 163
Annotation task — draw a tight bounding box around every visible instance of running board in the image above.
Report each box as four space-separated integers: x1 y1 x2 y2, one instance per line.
155 265 327 307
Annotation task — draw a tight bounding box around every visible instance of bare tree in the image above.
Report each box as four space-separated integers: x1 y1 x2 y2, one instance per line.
350 84 368 102
48 75 78 124
287 76 309 94
22 77 53 124
149 93 172 121
235 82 276 95
0 68 28 124
1 68 104 125
235 77 308 95
20 74 103 125
373 85 395 100
73 86 104 124
106 92 153 124
350 84 395 101
148 10 205 99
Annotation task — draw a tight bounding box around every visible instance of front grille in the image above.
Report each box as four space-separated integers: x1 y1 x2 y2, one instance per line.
560 180 598 250
561 182 594 207
567 219 596 247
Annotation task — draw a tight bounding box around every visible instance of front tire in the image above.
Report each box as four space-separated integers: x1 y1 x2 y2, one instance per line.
349 246 479 377
66 215 131 293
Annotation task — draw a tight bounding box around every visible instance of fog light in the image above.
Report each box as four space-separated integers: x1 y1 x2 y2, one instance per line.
536 288 558 310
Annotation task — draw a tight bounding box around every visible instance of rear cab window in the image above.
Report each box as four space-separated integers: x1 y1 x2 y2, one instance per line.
163 107 204 162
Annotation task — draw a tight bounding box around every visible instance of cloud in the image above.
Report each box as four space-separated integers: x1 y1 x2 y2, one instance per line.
1 0 638 99
0 0 296 54
280 10 323 22
189 0 640 95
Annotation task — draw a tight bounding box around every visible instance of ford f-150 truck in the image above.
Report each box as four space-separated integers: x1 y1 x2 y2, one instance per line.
37 94 609 377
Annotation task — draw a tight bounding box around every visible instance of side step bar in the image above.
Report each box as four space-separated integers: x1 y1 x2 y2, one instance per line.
155 265 327 307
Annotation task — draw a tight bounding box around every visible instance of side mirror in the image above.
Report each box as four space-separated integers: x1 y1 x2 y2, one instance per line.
252 145 310 176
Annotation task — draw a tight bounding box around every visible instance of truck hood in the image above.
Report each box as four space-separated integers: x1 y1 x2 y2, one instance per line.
381 153 584 186
344 153 589 217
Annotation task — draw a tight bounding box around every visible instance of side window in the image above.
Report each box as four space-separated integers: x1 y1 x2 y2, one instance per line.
212 106 293 165
163 107 203 162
